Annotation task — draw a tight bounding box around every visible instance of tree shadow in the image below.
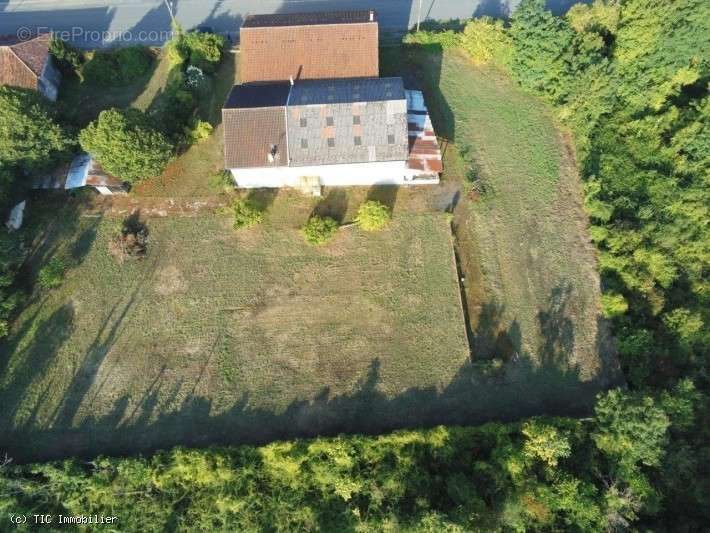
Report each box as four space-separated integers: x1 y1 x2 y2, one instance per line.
0 303 75 424
0 282 624 463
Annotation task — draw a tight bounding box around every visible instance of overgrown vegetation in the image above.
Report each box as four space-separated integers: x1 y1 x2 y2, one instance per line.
231 197 263 229
82 47 153 86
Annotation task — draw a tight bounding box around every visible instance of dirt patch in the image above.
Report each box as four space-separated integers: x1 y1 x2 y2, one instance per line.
154 265 187 296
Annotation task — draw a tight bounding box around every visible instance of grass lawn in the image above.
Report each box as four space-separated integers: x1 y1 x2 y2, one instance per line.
382 46 622 385
0 205 471 461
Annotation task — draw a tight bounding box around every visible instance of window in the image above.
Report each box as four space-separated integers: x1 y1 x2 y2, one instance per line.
387 134 395 144
327 138 335 148
300 117 307 127
301 139 308 149
354 136 362 146
353 115 361 125
326 116 334 126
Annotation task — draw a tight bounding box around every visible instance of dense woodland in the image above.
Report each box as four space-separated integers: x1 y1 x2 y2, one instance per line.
0 0 708 530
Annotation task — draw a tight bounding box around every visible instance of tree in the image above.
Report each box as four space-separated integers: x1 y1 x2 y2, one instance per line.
592 389 670 471
354 201 391 231
521 419 571 468
79 108 174 183
301 216 338 245
0 86 74 174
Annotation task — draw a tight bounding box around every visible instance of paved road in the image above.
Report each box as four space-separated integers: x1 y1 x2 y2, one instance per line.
0 0 581 46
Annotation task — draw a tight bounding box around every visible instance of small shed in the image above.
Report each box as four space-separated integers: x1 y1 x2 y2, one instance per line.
34 153 128 195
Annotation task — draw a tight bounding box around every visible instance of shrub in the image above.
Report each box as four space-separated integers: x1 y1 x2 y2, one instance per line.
79 108 174 183
38 257 66 290
167 30 225 73
404 30 461 49
185 119 213 144
355 201 391 231
185 65 207 89
115 46 152 81
82 47 152 86
461 17 513 67
49 37 84 74
232 198 263 229
301 215 338 245
601 292 628 318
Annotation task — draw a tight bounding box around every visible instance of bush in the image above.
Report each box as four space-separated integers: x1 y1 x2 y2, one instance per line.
461 17 513 67
355 201 391 231
115 46 152 81
79 108 174 183
232 198 263 229
601 292 628 318
184 119 213 144
167 30 225 73
38 257 66 290
82 47 152 86
404 30 461 49
49 37 84 74
301 215 338 245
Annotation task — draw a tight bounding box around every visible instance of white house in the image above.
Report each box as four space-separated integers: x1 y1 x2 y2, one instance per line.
222 78 442 190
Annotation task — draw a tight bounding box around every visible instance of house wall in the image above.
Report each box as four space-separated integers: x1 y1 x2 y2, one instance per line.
38 57 61 101
229 160 439 188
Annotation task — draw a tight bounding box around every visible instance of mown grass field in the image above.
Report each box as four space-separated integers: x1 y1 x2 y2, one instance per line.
382 46 621 385
0 207 471 461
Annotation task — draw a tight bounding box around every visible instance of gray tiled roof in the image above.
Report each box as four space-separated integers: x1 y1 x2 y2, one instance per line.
289 78 405 106
223 77 409 169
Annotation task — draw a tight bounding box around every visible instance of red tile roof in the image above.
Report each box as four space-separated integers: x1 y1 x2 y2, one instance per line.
239 16 378 83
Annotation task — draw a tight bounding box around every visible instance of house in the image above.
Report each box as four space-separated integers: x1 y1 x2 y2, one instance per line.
34 153 128 195
223 77 441 189
239 10 379 83
0 33 61 100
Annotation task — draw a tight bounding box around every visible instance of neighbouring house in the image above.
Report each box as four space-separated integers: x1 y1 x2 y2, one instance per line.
239 10 379 83
0 33 61 100
34 153 128 195
223 77 441 189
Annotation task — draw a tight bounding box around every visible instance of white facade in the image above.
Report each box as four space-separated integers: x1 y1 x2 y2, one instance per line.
230 160 439 189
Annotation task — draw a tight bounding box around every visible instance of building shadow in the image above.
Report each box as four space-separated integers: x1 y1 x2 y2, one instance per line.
365 185 399 212
311 189 349 224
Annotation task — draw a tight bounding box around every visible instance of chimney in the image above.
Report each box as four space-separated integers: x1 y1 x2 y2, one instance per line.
369 10 374 22
268 144 277 164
